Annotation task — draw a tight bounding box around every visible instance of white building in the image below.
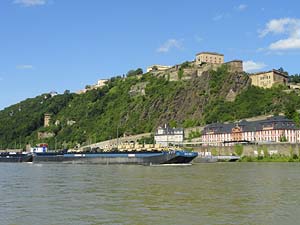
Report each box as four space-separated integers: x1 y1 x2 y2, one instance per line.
96 79 108 88
147 65 171 73
76 79 108 94
154 124 184 147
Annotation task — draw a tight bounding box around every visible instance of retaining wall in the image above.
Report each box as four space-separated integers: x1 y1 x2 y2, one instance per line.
193 143 300 157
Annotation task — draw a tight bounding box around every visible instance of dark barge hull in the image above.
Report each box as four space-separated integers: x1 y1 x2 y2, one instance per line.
0 154 32 163
32 152 64 163
33 151 198 165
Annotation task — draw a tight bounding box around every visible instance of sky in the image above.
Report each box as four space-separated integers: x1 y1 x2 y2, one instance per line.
0 0 300 110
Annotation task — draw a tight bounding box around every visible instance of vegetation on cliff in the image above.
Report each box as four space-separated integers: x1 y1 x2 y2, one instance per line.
1 65 300 149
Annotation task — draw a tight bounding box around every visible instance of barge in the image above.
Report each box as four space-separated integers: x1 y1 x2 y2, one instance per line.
32 150 198 165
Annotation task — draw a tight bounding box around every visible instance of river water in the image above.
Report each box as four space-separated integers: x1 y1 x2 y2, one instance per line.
0 162 300 225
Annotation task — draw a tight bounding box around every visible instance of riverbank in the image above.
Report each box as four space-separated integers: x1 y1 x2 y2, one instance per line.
239 155 300 162
193 143 300 159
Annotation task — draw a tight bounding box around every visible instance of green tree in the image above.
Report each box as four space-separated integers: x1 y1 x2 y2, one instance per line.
127 68 143 77
289 74 300 83
181 61 190 69
280 136 288 142
178 68 184 80
169 120 177 128
234 144 244 156
278 67 289 76
152 66 158 71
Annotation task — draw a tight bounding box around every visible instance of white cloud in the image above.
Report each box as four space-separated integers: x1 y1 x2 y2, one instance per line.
236 4 247 12
243 60 267 72
157 39 183 53
259 18 300 37
269 38 300 50
259 18 300 50
16 64 34 70
13 0 47 7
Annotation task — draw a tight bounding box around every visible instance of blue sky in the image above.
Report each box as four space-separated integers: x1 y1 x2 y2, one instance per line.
1 0 300 109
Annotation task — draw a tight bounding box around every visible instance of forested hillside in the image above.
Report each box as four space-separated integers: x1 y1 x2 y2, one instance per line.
1 65 300 149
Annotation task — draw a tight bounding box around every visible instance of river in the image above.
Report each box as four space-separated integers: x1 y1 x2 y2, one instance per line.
0 162 300 225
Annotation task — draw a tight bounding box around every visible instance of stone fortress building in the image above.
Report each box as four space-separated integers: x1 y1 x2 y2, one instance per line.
249 69 289 88
195 52 243 76
194 51 288 89
195 52 224 65
147 51 244 81
147 50 290 89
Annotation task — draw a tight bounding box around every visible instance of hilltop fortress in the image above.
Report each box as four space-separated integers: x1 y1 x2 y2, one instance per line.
147 51 244 81
78 51 291 94
147 51 289 89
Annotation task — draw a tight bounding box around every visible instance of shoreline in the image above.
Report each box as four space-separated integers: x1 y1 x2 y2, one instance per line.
238 155 300 162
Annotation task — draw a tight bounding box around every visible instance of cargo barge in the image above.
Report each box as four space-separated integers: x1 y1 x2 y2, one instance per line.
32 150 198 165
1 143 198 165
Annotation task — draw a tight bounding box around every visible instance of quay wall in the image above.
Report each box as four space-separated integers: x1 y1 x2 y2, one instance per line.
193 143 300 157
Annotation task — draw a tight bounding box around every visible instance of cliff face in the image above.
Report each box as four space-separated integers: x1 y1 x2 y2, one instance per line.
150 68 250 126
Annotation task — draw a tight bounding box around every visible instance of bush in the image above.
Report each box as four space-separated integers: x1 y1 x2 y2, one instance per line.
178 68 184 80
181 61 190 69
127 68 143 77
234 144 244 156
188 130 201 139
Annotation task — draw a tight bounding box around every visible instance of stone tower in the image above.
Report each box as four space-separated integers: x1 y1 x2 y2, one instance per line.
44 113 51 127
